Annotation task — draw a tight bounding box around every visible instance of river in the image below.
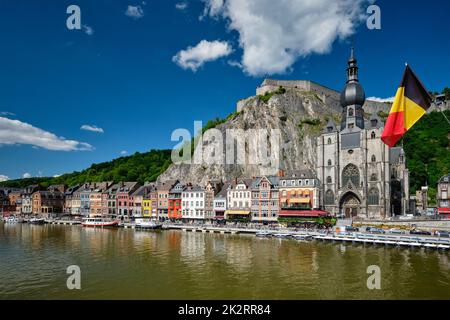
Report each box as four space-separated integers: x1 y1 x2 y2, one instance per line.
0 223 449 299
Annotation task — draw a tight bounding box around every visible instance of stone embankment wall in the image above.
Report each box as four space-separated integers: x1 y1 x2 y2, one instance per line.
354 219 450 232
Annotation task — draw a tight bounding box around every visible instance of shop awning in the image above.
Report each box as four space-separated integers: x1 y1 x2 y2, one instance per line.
225 210 251 215
279 210 329 218
438 207 450 214
289 198 311 204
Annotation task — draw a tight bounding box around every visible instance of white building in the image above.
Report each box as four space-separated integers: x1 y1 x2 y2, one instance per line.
316 48 409 219
225 179 252 220
182 185 206 220
213 186 228 220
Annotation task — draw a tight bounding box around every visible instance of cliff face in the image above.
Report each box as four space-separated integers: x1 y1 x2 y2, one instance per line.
158 88 345 185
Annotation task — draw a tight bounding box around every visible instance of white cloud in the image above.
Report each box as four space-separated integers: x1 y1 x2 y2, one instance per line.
0 117 93 151
173 40 232 72
23 173 32 179
201 0 369 76
227 60 242 68
83 25 94 36
120 150 128 155
80 124 104 133
53 174 62 178
367 96 395 103
0 175 9 182
175 2 188 10
125 5 145 19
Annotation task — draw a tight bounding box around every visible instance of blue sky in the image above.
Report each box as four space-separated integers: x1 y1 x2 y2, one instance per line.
0 0 449 180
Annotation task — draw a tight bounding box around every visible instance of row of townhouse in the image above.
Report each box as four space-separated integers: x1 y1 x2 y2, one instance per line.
175 169 323 223
1 169 324 222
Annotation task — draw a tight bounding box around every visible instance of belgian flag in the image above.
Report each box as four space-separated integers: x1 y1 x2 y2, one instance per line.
381 65 433 147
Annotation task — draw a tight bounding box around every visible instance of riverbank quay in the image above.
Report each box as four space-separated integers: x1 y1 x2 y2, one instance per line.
161 224 450 250
353 218 450 232
2 219 450 251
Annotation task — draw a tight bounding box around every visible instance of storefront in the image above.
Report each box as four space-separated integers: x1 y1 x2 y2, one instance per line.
225 210 251 222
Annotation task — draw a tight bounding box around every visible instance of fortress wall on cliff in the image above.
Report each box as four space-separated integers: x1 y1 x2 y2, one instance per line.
239 79 390 115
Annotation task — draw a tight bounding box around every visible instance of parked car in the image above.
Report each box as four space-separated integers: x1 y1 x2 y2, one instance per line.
388 228 406 235
435 230 450 238
345 226 359 232
368 227 385 234
410 229 432 236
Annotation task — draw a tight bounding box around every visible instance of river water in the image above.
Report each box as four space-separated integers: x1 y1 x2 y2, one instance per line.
0 223 449 300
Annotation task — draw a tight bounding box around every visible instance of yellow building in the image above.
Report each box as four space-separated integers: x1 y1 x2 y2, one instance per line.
142 184 158 218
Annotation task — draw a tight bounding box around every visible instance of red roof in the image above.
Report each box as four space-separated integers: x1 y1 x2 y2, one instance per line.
279 210 329 217
438 207 450 214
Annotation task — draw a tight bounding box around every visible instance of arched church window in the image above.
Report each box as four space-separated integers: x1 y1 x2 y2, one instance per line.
342 164 360 186
327 138 332 144
370 173 377 181
371 155 376 163
371 131 376 139
348 108 354 117
326 176 332 184
368 188 380 205
327 159 332 166
325 190 334 205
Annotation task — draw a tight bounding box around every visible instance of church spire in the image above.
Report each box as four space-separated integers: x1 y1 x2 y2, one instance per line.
340 47 366 130
346 47 359 83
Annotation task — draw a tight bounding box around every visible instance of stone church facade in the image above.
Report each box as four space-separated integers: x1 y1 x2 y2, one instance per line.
316 49 410 219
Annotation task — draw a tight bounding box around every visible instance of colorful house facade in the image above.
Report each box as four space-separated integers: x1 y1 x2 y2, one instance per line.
251 176 279 223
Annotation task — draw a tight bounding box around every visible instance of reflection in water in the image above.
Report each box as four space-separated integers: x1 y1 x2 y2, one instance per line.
0 223 449 300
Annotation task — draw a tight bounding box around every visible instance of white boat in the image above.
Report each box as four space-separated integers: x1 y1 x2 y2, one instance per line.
82 217 119 228
135 217 162 230
256 231 272 238
293 234 313 241
273 233 292 239
29 218 45 225
5 216 19 223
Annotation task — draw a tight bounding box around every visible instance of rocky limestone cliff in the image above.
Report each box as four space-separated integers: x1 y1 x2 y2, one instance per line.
158 87 350 185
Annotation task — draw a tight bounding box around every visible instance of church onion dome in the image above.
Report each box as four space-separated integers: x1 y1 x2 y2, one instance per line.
340 82 366 107
340 47 366 108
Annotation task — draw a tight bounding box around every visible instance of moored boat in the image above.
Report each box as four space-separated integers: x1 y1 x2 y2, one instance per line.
29 218 45 225
5 216 19 223
256 231 272 238
135 217 162 230
82 217 119 228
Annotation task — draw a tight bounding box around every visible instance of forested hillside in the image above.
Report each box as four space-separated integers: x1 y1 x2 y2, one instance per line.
0 149 172 188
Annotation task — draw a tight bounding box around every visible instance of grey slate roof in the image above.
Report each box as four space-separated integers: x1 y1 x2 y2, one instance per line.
251 176 279 189
323 119 338 134
281 169 316 180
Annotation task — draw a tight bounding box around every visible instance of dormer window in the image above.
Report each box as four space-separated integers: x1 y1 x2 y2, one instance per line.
371 119 378 127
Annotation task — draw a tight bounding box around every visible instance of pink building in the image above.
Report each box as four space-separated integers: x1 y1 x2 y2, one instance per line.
116 182 140 222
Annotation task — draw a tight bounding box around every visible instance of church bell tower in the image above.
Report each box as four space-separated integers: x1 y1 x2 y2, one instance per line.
340 48 366 131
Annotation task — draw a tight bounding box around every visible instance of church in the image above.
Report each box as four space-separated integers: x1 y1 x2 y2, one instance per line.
316 49 410 219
